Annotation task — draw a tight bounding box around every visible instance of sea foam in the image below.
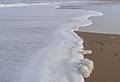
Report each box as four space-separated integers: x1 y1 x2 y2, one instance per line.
37 3 103 82
49 2 103 81
0 3 56 8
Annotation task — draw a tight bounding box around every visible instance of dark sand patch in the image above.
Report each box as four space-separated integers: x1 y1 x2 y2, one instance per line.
75 31 120 82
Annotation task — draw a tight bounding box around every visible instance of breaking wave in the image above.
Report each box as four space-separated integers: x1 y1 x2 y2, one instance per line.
0 0 113 8
0 3 55 8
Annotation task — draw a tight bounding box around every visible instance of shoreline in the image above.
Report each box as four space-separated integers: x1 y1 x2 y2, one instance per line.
75 31 120 82
0 3 101 82
0 1 119 82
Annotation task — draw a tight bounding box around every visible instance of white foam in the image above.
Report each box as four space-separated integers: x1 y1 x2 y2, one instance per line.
0 2 58 8
36 10 103 82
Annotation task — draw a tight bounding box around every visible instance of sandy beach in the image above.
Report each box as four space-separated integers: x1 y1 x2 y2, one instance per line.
76 31 120 82
0 0 120 82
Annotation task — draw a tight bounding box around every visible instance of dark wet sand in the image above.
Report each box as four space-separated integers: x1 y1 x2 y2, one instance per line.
75 31 120 82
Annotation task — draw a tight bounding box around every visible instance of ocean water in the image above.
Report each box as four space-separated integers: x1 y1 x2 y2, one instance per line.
77 4 120 34
0 0 119 8
0 1 103 82
0 0 88 3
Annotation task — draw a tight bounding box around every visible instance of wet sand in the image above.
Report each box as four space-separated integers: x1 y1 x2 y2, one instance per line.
75 31 120 82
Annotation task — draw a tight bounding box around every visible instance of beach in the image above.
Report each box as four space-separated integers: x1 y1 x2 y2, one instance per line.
0 0 120 82
75 2 120 82
76 31 120 82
